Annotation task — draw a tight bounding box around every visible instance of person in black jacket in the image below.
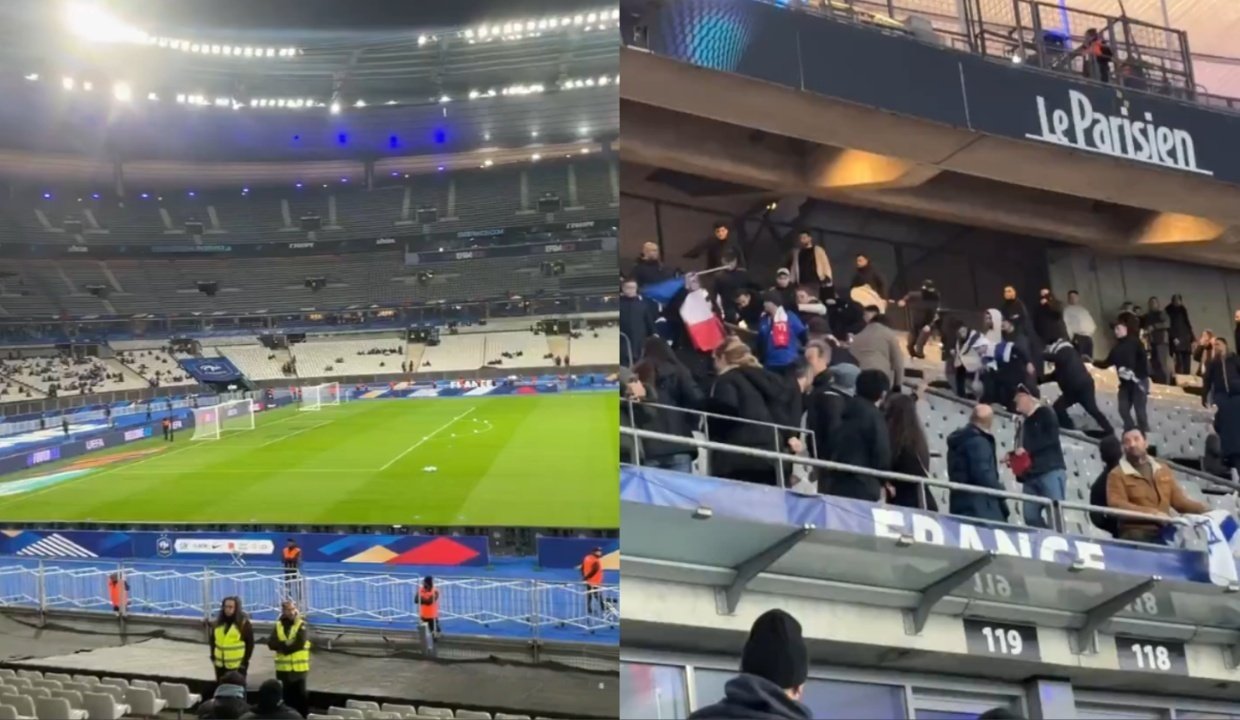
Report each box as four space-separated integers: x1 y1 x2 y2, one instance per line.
688 610 811 720
1212 359 1240 472
884 393 939 511
714 251 762 325
620 278 658 367
239 679 302 720
989 318 1035 410
1043 338 1113 435
732 288 763 330
627 337 706 472
684 220 743 271
1012 386 1066 529
707 340 799 486
1033 288 1068 347
198 671 250 720
1166 294 1194 376
1088 435 1123 537
822 369 891 501
803 341 855 474
1094 314 1149 433
850 254 886 301
1143 296 1172 384
1202 337 1240 408
1003 285 1043 375
629 242 670 288
947 404 1008 523
896 279 940 359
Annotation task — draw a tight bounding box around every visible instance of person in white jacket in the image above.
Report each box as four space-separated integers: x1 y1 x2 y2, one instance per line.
1064 290 1098 360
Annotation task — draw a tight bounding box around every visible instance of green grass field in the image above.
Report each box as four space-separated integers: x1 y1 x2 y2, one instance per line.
0 394 618 527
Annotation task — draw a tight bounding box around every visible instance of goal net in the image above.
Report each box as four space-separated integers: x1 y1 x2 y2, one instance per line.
299 382 341 412
191 399 256 441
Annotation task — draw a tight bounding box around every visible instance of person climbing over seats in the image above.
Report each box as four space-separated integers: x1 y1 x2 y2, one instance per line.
1043 337 1114 436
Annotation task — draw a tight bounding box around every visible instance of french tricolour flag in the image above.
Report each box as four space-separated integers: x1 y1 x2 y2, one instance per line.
680 288 726 353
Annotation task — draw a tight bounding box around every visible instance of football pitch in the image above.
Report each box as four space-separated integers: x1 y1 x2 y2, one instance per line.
0 394 618 527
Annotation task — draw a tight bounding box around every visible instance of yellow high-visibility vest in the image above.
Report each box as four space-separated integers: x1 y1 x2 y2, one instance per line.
274 618 310 673
213 624 246 669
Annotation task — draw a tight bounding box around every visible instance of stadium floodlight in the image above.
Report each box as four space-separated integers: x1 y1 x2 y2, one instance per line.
531 153 541 161
147 92 159 101
299 382 341 412
82 81 93 91
112 82 132 102
62 76 75 91
192 398 256 441
417 34 428 46
438 95 451 103
329 101 341 114
354 99 366 108
24 73 38 81
63 2 149 44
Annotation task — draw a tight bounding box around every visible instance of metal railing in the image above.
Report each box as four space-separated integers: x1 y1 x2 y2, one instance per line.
745 0 1234 113
0 561 618 640
621 425 1207 549
622 398 817 488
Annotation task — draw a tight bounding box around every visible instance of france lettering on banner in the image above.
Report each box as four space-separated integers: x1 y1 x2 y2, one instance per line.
871 507 1107 569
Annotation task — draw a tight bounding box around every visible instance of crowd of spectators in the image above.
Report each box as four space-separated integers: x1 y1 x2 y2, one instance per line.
116 348 192 387
620 220 1229 544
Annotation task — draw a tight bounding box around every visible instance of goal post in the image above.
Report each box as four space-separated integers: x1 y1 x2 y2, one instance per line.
299 382 341 412
192 398 256 441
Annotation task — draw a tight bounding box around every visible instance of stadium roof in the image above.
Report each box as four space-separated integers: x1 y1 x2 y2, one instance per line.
0 0 619 162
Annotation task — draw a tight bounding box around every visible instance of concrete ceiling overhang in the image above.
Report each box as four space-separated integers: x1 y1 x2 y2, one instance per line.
621 47 1240 267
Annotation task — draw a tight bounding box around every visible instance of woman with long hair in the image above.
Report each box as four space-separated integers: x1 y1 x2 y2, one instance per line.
883 394 939 511
628 336 705 474
705 338 795 486
210 596 254 681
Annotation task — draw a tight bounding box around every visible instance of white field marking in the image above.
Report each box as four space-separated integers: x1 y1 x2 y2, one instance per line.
121 468 368 474
257 419 335 448
379 406 477 471
0 442 200 508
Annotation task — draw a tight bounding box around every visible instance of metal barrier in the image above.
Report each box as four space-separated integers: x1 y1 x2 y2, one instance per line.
621 397 817 486
0 561 618 640
620 425 1207 550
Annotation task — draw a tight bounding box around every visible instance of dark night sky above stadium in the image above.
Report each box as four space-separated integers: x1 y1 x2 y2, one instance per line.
110 0 599 31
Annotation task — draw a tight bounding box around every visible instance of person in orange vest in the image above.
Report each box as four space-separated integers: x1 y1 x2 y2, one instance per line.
582 546 606 616
161 417 173 442
1080 28 1113 83
419 576 441 639
282 539 303 602
107 572 129 617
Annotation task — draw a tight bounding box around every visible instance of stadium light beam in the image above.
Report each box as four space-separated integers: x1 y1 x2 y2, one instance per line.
63 2 149 44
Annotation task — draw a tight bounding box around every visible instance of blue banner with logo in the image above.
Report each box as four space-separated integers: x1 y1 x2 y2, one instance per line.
180 357 244 383
621 466 1221 584
537 536 620 570
0 530 490 567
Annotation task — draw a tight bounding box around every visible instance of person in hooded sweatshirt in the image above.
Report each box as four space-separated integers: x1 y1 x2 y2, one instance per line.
1166 294 1194 375
239 679 302 720
1003 285 1044 374
688 609 812 720
707 339 800 486
1094 313 1149 433
989 317 1035 411
823 369 892 501
198 671 250 720
1043 337 1114 435
1143 296 1172 384
802 340 856 476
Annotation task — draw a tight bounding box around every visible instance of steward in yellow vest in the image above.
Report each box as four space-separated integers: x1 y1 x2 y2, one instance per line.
267 599 310 717
209 596 254 681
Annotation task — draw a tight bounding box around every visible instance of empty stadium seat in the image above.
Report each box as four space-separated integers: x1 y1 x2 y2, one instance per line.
82 691 129 720
418 707 455 719
2 697 33 720
347 699 382 712
159 682 202 719
0 702 31 720
329 707 366 719
456 710 493 719
124 686 166 717
34 696 85 720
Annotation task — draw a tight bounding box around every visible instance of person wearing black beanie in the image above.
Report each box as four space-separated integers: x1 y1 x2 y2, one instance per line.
688 609 812 719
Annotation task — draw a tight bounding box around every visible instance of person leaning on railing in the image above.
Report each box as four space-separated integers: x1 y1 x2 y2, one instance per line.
1106 428 1208 543
705 339 801 486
